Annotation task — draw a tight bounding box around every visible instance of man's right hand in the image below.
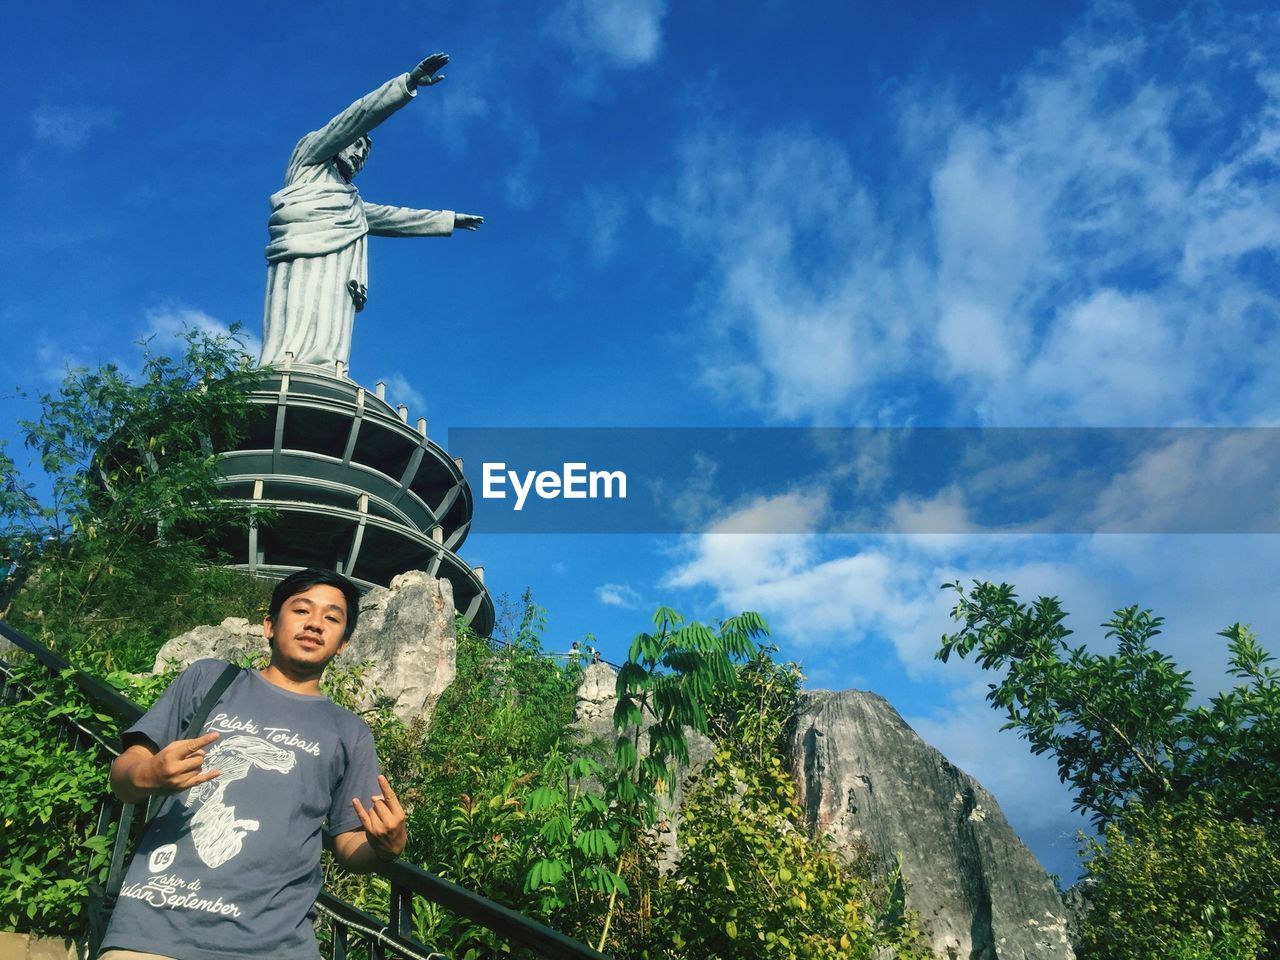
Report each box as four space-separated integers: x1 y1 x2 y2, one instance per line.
111 732 221 803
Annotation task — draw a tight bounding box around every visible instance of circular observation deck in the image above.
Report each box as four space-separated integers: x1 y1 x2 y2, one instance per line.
209 367 493 635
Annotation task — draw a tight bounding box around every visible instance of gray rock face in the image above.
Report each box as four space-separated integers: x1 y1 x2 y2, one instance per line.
152 570 456 725
572 661 624 737
345 570 456 724
152 617 268 671
792 690 1073 960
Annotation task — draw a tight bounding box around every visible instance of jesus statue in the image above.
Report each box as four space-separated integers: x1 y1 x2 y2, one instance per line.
260 53 483 371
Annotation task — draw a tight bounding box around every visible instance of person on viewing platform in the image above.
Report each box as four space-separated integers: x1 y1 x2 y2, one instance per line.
98 568 405 960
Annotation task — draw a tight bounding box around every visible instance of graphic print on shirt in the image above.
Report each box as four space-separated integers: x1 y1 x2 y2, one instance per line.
183 733 296 868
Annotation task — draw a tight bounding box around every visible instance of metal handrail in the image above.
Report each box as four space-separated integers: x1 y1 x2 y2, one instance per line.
0 619 611 960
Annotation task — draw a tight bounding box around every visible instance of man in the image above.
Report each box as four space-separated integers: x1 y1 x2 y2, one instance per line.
260 52 484 370
98 568 403 960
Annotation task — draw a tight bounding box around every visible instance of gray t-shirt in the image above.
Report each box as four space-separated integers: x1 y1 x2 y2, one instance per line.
101 659 382 960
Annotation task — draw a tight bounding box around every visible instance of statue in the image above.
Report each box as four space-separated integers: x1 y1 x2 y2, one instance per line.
260 53 483 371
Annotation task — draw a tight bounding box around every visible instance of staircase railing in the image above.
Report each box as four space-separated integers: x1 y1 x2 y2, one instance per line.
0 620 610 960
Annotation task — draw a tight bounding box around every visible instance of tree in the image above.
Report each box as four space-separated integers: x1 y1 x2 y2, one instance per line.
938 581 1280 959
655 650 932 960
937 580 1279 826
3 327 268 670
1076 797 1280 960
523 606 768 953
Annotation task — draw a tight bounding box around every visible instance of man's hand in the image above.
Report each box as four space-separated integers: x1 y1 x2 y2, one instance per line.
351 775 407 862
454 213 483 231
408 53 449 90
111 732 221 804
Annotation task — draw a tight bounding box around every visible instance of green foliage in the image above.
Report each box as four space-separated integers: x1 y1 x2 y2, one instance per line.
658 748 930 960
0 660 173 935
939 581 1280 959
412 603 581 853
2 327 266 672
328 602 585 957
1077 798 1280 960
651 648 932 960
938 581 1280 826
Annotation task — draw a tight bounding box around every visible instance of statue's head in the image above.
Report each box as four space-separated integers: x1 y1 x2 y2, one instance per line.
334 135 372 181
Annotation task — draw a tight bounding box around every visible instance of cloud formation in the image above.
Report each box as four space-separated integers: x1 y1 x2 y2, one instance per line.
596 582 643 608
547 0 668 69
143 306 261 363
666 5 1280 427
31 105 117 150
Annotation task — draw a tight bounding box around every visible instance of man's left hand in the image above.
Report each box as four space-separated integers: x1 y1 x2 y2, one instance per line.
352 775 407 861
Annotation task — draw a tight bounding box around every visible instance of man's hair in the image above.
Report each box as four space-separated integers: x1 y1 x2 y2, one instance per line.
267 568 361 642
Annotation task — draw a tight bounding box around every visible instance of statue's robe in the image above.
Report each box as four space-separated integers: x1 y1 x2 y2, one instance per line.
260 74 455 370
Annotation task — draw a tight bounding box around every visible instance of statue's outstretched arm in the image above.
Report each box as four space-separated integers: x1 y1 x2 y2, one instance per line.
364 203 456 237
295 52 450 167
364 204 483 236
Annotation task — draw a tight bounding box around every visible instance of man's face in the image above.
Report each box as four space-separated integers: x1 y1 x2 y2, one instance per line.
334 137 370 181
264 584 351 673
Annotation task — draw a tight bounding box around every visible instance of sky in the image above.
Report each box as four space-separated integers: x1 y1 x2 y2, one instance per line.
4 0 1279 882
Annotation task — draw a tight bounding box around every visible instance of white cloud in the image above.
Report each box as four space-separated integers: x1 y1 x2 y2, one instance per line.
887 487 977 535
142 306 261 365
547 0 667 70
376 373 427 416
664 129 923 421
664 5 1280 426
596 582 643 608
575 186 628 264
1085 429 1280 533
1021 290 1190 423
31 105 116 150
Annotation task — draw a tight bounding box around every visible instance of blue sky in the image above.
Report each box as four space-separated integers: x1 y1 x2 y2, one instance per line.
4 0 1279 881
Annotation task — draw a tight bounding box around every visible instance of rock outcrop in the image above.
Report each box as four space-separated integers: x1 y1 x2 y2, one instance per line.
152 616 266 671
792 690 1073 960
344 571 456 724
153 570 456 724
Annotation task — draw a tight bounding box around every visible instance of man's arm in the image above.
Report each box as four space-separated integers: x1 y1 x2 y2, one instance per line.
330 775 407 873
110 732 221 804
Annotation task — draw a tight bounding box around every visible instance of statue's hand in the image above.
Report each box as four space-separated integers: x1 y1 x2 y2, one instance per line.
409 53 449 89
455 213 483 231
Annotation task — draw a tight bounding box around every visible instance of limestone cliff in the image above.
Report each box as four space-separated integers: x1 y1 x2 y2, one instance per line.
792 690 1073 960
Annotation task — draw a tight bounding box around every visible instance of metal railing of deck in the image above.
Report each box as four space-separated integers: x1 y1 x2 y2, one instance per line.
0 619 611 960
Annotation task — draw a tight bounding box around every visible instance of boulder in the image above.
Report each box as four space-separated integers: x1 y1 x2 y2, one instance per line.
344 570 456 724
152 616 266 671
152 570 456 725
792 689 1073 960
